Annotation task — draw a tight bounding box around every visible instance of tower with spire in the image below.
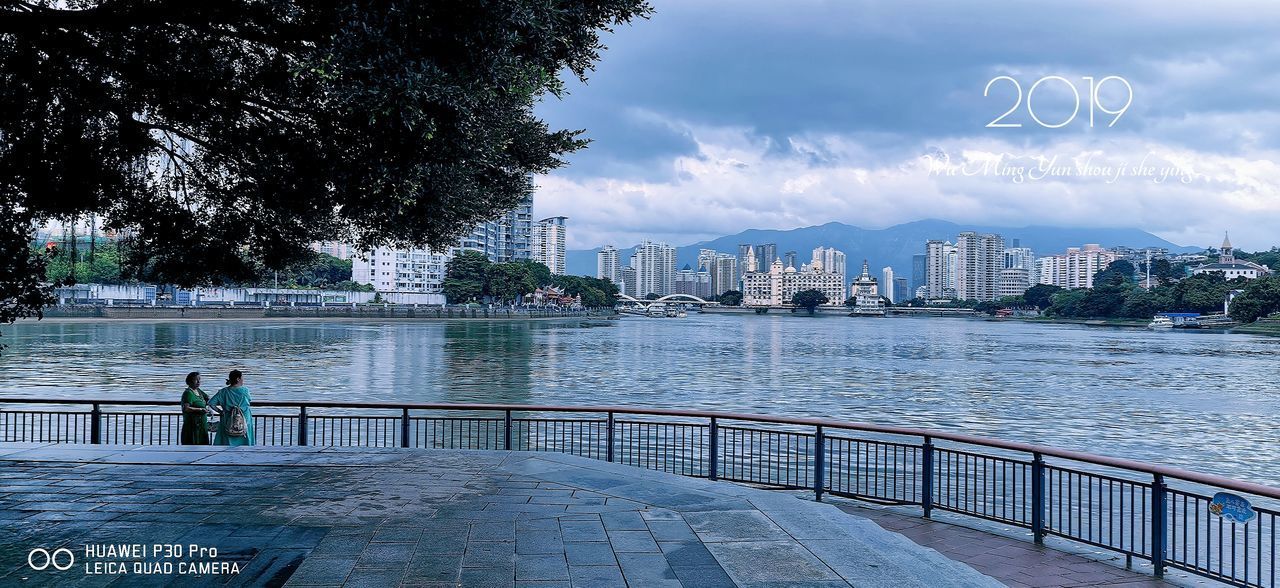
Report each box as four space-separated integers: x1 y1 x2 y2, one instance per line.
1219 232 1234 264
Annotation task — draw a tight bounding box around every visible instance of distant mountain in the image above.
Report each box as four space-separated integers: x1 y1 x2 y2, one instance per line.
564 219 1201 279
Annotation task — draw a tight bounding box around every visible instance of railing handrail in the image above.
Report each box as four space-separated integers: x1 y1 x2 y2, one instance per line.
1 396 1277 501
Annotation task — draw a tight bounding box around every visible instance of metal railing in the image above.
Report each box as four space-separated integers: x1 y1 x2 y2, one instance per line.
1 398 1276 588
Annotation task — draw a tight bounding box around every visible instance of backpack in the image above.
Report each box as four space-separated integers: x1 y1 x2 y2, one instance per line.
223 403 247 438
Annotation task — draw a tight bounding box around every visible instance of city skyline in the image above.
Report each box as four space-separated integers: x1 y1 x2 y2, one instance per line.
530 1 1280 252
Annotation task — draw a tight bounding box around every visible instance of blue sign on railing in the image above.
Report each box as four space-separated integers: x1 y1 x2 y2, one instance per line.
1209 492 1256 524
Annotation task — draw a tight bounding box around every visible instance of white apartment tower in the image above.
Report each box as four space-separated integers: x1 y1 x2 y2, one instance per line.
630 241 677 297
924 240 958 299
812 247 847 278
531 216 568 275
596 245 622 287
1037 244 1119 289
955 232 1005 301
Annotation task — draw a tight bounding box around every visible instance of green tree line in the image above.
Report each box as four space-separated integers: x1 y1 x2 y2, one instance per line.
442 251 619 307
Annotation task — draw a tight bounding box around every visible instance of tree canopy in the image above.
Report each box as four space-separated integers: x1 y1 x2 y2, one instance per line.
791 289 828 313
0 0 651 329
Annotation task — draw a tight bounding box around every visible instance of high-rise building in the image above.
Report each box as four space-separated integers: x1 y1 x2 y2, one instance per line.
956 232 1005 301
893 276 909 303
811 247 847 278
630 241 677 297
738 244 756 277
911 254 927 298
698 249 738 296
531 216 567 275
312 242 354 260
1036 244 1119 289
997 268 1032 298
674 266 712 298
924 240 958 299
881 266 895 303
596 245 621 287
458 195 533 263
757 244 778 274
621 266 638 298
784 251 798 269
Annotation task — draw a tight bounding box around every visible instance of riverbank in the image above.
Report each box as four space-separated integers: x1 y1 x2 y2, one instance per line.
1231 317 1280 335
34 305 615 321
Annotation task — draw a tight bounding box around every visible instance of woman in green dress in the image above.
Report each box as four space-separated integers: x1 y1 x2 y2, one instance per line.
208 369 255 447
179 372 211 445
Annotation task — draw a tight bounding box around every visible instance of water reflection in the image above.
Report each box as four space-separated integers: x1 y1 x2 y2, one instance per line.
1 315 1278 484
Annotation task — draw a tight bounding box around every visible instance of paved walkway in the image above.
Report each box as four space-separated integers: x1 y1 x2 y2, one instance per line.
0 444 997 587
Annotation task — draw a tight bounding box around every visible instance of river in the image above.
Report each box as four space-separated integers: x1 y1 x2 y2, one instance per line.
2 314 1277 484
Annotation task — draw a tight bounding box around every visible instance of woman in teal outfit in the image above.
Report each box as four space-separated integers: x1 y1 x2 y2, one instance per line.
208 369 254 446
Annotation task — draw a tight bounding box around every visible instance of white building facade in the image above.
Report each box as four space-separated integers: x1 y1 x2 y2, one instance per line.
742 258 845 307
1037 244 1119 289
531 216 568 275
956 231 1005 302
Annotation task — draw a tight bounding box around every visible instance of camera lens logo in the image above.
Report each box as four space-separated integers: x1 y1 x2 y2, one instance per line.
28 548 75 571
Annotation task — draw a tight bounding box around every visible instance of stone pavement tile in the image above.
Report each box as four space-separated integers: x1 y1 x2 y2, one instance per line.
282 556 357 586
606 529 660 553
615 552 682 588
563 541 616 566
271 526 330 549
516 530 564 555
372 525 422 543
459 566 516 588
310 532 372 557
464 541 517 568
355 541 416 568
344 566 405 588
640 508 682 521
704 540 846 587
658 541 719 568
682 509 791 543
517 518 560 531
559 519 607 543
567 564 627 588
471 521 518 542
514 582 570 588
515 553 570 581
600 511 646 531
231 547 309 587
417 528 469 555
646 519 698 542
404 553 464 583
670 564 736 588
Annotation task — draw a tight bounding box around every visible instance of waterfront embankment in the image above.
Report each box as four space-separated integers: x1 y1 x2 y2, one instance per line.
36 305 614 321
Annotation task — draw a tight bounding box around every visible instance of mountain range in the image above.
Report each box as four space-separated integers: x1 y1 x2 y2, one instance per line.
564 219 1201 278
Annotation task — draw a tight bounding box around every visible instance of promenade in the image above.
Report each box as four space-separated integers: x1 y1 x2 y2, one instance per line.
0 444 1002 587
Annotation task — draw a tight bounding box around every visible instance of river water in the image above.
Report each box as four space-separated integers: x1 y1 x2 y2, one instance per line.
2 314 1278 484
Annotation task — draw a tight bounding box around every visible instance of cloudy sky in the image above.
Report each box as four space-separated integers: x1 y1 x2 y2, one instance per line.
531 0 1280 251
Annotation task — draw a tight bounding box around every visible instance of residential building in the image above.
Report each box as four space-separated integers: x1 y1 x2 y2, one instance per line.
738 244 755 277
698 250 738 297
457 195 533 263
352 247 449 304
956 232 1005 301
596 245 622 286
1192 233 1271 280
621 267 638 298
758 243 778 274
741 258 845 307
997 267 1032 299
812 247 847 278
784 251 798 270
924 240 958 299
1037 244 1119 289
630 241 677 297
674 266 712 299
311 242 354 260
531 216 568 275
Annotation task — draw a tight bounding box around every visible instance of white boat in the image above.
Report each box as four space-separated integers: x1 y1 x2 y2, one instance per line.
646 303 667 317
1148 315 1173 329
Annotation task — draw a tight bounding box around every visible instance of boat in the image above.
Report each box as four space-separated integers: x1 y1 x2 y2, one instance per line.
646 303 667 317
664 306 678 318
1147 315 1173 329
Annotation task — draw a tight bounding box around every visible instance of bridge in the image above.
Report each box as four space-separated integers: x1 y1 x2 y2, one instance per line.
615 293 720 307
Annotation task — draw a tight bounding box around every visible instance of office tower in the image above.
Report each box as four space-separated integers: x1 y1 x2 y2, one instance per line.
893 276 909 303
911 254 926 298
956 231 1005 301
597 245 621 285
531 216 568 275
784 251 798 269
811 247 847 277
738 244 755 276
757 243 778 273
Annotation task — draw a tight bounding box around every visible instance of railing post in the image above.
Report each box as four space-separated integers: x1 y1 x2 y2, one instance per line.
814 425 825 502
1032 452 1045 543
90 403 101 445
921 436 933 518
503 409 512 450
606 411 615 462
400 408 410 448
1151 473 1167 577
708 417 719 481
297 405 308 446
